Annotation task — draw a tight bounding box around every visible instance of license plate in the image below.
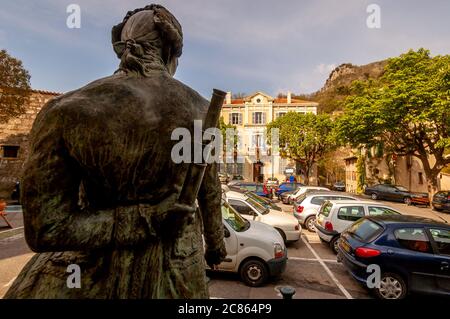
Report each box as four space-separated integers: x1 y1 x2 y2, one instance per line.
341 240 351 253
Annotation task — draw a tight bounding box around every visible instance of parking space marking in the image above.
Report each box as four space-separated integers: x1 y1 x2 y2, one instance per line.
289 256 338 263
301 235 353 299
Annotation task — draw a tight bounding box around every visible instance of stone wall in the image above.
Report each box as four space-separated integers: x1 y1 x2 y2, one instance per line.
0 90 60 198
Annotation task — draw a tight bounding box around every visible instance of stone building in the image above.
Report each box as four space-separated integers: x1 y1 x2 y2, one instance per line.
0 89 60 198
220 91 318 183
344 147 450 195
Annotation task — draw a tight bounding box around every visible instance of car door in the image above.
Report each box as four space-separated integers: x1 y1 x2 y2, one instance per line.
380 185 395 201
220 222 239 270
428 228 450 293
228 199 260 221
390 227 438 293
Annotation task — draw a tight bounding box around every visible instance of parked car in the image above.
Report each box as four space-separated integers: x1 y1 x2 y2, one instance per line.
266 177 279 188
332 181 346 192
208 196 287 287
227 175 245 186
228 182 271 198
227 186 282 212
218 172 229 184
283 186 330 204
293 191 359 232
364 184 430 206
280 190 296 204
4 205 22 214
315 200 402 253
227 191 301 243
337 215 450 299
275 182 304 199
432 191 450 212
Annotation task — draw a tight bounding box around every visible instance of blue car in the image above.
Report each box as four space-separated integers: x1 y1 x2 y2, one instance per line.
338 215 450 299
275 182 303 198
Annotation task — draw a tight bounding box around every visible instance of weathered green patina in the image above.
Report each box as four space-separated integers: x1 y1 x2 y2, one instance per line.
5 4 226 299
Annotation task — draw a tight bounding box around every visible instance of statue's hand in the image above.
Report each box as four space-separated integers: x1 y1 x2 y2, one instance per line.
156 202 197 238
205 245 227 269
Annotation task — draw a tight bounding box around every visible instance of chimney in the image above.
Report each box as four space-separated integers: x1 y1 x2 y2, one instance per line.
287 91 292 104
226 91 232 104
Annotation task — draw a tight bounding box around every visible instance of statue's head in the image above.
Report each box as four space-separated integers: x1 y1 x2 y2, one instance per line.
112 4 183 76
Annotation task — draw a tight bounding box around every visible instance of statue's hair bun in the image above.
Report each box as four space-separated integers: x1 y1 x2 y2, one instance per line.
111 4 183 59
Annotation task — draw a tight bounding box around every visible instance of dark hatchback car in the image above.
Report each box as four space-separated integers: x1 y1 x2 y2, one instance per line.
364 184 430 206
338 215 450 299
432 191 450 213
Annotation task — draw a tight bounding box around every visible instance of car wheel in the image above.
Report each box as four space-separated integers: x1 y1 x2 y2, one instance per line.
404 197 412 205
240 259 269 287
304 216 316 232
276 228 287 243
374 273 407 300
330 236 340 254
371 193 378 200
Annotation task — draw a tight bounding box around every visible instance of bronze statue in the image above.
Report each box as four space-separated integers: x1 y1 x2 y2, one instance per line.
5 4 226 299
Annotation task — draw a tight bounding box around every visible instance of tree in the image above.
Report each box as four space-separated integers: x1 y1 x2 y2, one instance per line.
337 49 450 194
218 116 238 172
267 112 336 185
0 50 31 123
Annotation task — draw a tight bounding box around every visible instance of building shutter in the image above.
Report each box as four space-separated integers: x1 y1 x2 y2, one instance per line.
228 113 232 125
261 112 266 124
252 112 256 124
238 113 243 125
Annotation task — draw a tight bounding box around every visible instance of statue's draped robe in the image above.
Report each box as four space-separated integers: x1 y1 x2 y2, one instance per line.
5 72 224 299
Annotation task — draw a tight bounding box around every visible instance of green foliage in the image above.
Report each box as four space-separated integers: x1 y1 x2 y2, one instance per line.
267 112 336 184
218 116 237 150
0 49 31 123
336 49 450 189
356 154 366 194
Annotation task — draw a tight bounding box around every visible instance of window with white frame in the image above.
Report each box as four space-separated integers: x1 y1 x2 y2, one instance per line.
276 112 287 119
252 112 265 124
229 112 242 125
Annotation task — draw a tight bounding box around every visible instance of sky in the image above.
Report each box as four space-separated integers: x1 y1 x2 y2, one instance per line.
1 0 449 98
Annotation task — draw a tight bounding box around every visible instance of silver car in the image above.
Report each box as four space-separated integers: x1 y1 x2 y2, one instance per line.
293 191 359 232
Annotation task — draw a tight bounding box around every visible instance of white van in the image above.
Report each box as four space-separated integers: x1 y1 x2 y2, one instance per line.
209 198 288 287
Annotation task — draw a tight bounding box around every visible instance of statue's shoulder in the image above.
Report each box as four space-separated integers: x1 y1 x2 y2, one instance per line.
36 73 209 123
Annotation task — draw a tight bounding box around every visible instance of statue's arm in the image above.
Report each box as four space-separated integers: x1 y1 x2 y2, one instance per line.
22 105 149 252
198 163 226 263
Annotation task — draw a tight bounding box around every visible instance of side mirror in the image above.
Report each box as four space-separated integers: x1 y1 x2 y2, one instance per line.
252 214 257 220
224 226 231 238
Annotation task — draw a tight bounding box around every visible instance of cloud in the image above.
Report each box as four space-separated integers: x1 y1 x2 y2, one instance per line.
1 0 449 96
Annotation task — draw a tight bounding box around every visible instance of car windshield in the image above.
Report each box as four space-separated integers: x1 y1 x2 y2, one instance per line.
245 197 270 215
346 219 383 243
221 200 250 232
395 186 409 192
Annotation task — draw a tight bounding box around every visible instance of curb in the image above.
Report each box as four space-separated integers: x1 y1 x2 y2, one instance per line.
0 226 24 240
